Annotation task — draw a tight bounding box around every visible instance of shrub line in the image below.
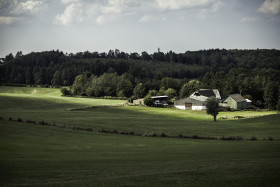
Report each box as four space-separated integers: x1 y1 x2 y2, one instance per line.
0 116 276 141
67 104 127 111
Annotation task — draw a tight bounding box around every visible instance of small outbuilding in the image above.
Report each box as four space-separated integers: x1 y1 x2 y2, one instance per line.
223 94 251 110
133 98 144 105
151 96 168 107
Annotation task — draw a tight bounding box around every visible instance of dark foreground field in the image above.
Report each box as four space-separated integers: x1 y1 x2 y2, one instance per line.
1 121 280 187
0 86 280 186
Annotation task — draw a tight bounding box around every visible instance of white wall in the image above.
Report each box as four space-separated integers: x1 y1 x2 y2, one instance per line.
192 106 206 110
175 105 206 110
175 105 185 110
215 92 221 100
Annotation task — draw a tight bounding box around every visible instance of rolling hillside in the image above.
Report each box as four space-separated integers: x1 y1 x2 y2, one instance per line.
0 86 280 186
0 86 278 139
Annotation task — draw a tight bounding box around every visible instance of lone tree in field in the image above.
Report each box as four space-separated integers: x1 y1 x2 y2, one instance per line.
206 97 220 121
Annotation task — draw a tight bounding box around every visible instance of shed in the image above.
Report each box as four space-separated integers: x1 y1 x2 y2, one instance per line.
133 98 144 105
223 94 251 110
151 96 168 106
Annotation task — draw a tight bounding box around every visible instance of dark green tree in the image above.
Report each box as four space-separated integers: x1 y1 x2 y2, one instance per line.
160 77 180 90
9 66 18 83
147 89 158 97
25 68 34 84
71 72 92 96
179 80 200 98
60 87 71 96
5 53 14 61
144 96 153 106
157 87 166 96
165 88 177 100
117 79 133 97
51 70 63 86
264 81 278 110
206 97 220 121
15 51 23 58
141 51 152 61
133 83 145 99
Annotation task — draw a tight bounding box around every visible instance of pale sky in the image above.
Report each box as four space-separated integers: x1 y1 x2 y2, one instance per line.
0 0 280 57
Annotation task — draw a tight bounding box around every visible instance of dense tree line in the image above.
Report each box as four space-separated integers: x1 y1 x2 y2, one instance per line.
0 49 280 109
201 69 280 109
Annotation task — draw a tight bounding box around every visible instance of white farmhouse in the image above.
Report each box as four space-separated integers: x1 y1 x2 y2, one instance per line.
174 89 221 110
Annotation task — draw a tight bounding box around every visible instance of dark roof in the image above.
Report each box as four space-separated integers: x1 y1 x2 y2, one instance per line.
197 89 216 97
229 94 246 102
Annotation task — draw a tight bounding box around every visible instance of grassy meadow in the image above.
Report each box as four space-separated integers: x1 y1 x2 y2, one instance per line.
0 86 280 186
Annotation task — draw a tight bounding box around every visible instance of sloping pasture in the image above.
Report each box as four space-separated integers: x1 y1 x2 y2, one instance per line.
0 86 278 139
0 86 280 186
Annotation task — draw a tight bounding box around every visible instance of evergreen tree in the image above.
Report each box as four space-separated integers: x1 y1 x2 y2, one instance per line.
264 81 279 110
25 68 34 84
52 70 62 86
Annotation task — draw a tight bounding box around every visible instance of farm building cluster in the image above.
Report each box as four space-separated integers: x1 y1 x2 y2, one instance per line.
134 89 252 110
174 89 251 110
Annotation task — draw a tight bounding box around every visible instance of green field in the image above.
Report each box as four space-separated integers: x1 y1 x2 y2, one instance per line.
0 86 280 186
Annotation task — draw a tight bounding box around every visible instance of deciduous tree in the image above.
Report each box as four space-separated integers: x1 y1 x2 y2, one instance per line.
206 97 220 121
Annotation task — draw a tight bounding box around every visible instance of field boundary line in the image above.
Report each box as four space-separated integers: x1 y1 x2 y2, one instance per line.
0 116 277 142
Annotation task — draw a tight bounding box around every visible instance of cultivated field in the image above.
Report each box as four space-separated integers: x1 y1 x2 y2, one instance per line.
0 86 280 186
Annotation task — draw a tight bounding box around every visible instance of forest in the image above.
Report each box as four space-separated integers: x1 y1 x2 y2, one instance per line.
0 48 280 109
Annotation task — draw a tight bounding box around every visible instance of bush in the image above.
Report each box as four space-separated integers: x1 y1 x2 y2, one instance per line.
151 133 157 137
220 136 243 141
61 87 71 96
142 132 148 137
249 136 257 141
26 120 36 124
144 96 153 106
99 129 109 133
39 120 45 125
0 117 4 121
113 130 119 134
268 136 274 141
17 118 23 122
192 135 199 139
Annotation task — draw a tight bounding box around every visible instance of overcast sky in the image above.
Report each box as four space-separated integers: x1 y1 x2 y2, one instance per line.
0 0 280 57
